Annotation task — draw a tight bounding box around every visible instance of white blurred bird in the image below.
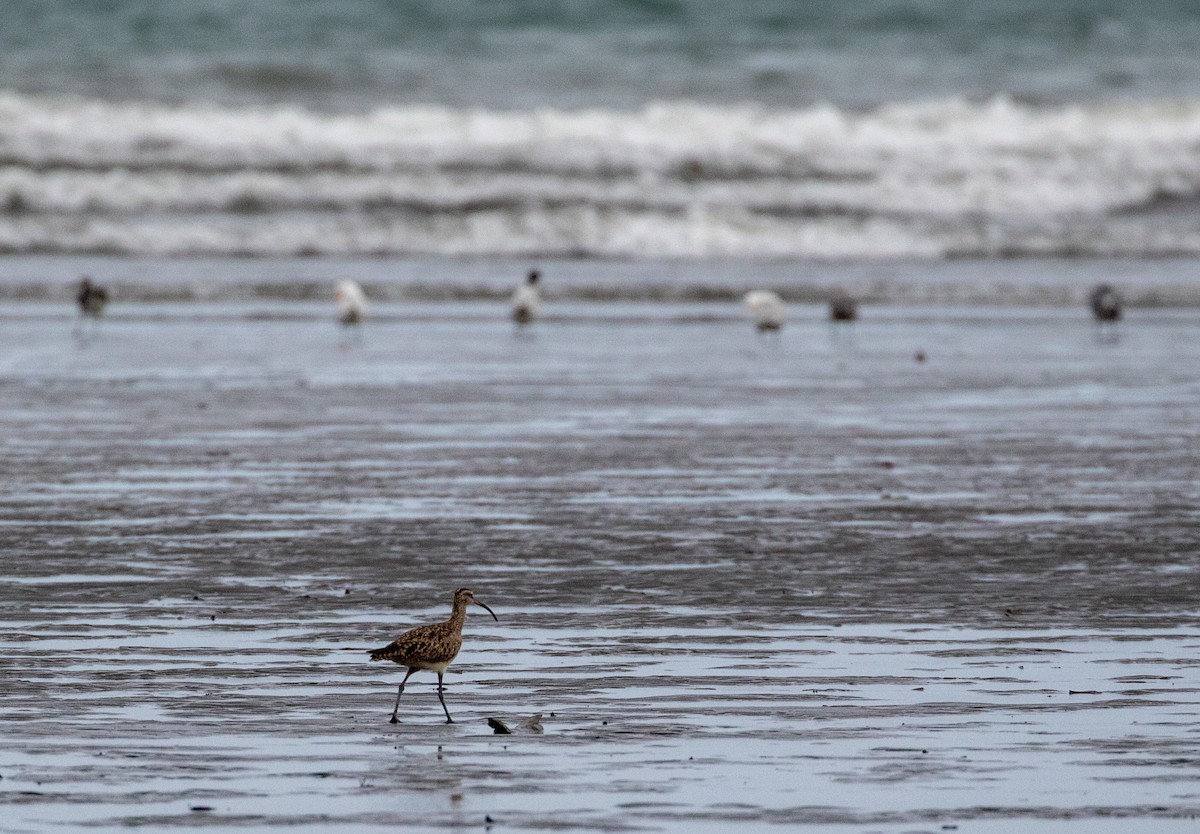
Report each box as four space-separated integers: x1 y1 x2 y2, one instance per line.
511 269 541 324
335 279 367 326
744 289 786 332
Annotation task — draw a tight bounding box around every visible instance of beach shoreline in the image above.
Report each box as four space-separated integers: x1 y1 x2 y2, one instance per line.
2 275 1198 829
2 255 1200 308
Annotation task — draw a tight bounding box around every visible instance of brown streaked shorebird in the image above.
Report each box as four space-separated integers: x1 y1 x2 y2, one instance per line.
369 588 498 724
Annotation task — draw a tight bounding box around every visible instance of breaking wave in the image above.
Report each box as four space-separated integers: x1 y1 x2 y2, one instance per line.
2 92 1200 258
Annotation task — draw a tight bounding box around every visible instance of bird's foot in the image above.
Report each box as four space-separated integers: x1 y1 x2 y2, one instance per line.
389 715 399 724
445 718 455 724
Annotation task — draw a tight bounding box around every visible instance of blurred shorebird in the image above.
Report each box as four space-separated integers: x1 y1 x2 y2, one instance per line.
76 275 108 319
335 279 367 326
828 292 858 322
511 269 541 325
744 289 786 332
1089 283 1121 323
369 588 498 724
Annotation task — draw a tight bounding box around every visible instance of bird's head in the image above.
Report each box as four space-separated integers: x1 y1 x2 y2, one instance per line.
454 587 498 621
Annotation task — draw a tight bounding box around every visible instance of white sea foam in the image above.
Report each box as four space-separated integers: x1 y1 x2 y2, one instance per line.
1 92 1199 257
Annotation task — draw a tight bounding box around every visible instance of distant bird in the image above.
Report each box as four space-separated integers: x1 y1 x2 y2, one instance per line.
76 275 108 319
1089 283 1121 322
369 588 498 724
744 290 786 332
828 292 858 322
335 279 367 326
511 269 541 324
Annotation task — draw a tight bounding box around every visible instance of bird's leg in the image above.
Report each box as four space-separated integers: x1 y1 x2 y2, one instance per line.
390 668 416 724
437 672 453 724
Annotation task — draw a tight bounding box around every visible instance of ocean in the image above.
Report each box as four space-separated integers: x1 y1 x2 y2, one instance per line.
2 0 1200 260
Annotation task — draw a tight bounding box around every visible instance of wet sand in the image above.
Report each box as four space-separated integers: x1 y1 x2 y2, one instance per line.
2 297 1199 831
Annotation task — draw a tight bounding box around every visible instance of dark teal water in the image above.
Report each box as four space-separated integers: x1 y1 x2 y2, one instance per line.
5 0 1200 108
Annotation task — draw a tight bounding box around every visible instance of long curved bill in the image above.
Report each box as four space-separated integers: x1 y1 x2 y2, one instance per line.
473 599 498 621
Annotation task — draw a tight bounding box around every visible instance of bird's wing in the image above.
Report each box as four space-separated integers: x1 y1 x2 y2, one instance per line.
368 623 457 663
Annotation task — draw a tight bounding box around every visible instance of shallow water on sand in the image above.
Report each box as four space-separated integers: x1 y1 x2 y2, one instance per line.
1 300 1199 831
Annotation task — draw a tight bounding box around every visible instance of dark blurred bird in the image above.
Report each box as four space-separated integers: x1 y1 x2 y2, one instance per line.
1089 283 1121 322
76 275 108 318
369 588 498 724
828 292 858 322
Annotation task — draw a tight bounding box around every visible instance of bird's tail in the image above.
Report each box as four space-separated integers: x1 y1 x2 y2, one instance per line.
368 642 402 662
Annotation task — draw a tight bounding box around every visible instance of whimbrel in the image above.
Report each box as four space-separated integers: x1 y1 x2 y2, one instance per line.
335 279 367 326
369 588 498 724
511 269 541 324
744 289 786 332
